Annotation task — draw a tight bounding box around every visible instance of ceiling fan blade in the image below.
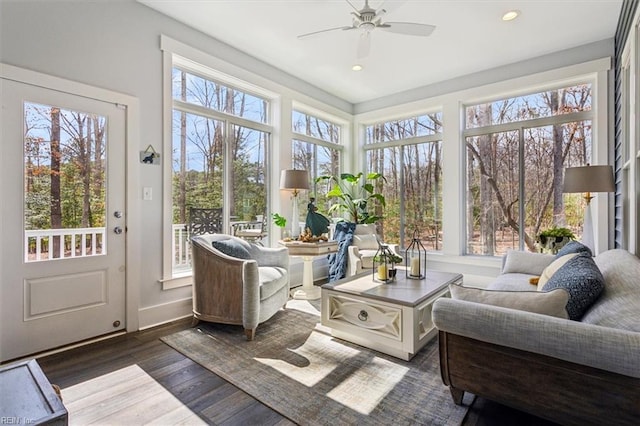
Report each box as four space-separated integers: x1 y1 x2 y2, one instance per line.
345 0 362 16
298 25 356 39
381 22 436 37
357 32 371 59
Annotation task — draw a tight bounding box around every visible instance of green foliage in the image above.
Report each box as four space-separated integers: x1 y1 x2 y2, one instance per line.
539 226 576 239
315 172 386 224
373 252 403 264
272 213 287 228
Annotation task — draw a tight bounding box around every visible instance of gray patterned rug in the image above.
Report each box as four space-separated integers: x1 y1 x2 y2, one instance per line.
161 299 471 425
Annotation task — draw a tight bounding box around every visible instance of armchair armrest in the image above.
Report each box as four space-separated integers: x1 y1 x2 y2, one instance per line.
348 245 363 276
432 298 640 378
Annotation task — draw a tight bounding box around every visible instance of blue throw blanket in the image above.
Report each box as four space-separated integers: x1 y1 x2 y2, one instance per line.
328 222 356 282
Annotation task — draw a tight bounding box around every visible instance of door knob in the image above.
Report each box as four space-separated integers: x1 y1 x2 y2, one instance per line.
114 226 123 234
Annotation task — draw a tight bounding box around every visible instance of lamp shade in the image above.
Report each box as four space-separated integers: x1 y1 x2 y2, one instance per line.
563 165 614 194
280 169 310 191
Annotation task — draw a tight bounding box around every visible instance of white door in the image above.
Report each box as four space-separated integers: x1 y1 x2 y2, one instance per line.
1 78 126 362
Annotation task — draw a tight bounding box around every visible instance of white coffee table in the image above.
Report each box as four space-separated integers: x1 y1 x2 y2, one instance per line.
321 268 462 360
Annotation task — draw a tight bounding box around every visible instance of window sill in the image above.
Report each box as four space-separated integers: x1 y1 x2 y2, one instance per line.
160 274 193 290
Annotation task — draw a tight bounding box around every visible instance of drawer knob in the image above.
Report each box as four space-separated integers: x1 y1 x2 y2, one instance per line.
358 310 368 321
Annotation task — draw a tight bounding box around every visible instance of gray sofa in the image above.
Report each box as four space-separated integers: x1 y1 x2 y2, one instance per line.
432 248 640 425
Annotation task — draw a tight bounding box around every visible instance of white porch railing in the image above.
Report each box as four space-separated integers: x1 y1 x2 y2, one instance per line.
172 223 190 270
25 227 106 262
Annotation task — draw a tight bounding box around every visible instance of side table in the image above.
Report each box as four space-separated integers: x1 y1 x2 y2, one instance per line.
279 240 338 300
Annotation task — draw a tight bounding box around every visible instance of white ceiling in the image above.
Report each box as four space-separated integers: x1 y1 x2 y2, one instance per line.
140 0 623 104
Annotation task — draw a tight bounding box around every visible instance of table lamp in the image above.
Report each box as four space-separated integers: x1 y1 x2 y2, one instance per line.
562 164 614 252
280 169 309 238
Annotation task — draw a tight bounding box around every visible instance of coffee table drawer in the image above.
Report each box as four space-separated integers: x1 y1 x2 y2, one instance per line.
326 294 402 341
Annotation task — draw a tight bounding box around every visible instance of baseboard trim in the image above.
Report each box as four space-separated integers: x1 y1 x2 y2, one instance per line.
138 297 193 330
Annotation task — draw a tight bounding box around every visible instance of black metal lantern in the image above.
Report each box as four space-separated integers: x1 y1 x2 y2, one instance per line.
405 229 426 279
373 241 397 283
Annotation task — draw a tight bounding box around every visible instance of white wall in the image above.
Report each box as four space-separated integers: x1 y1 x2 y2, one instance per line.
0 0 617 326
0 0 349 328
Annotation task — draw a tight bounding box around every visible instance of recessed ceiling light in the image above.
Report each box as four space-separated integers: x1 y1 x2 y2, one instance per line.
352 64 363 71
502 10 520 21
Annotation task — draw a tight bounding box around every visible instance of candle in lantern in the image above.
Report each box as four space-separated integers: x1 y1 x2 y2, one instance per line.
377 264 388 280
410 257 420 276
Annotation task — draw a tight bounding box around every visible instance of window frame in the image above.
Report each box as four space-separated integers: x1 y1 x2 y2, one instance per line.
462 85 595 255
161 56 276 288
362 111 444 248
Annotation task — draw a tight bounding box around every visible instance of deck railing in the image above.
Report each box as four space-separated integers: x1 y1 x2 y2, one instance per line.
25 227 106 262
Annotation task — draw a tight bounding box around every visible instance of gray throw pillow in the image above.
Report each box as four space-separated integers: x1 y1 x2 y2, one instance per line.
541 252 604 320
212 239 252 259
555 240 592 258
449 284 569 319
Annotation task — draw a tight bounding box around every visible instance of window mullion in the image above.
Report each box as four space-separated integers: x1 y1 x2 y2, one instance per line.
518 126 525 251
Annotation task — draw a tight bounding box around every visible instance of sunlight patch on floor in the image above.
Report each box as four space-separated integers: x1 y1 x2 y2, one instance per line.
254 330 360 387
327 356 408 414
61 364 206 425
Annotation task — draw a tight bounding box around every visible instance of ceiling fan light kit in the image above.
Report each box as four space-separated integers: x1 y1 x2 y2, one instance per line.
298 0 435 59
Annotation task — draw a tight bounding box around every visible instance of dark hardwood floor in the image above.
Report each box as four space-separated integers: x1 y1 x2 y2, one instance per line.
34 318 557 425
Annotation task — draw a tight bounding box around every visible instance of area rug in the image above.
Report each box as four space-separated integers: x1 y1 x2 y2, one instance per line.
161 300 471 425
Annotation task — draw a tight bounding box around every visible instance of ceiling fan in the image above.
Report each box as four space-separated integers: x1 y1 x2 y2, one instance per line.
297 0 436 59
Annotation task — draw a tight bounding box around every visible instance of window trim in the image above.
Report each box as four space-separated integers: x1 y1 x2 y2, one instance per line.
461 81 596 255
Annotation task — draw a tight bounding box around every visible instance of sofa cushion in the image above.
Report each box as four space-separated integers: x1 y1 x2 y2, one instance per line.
541 252 604 320
555 240 592 258
488 273 538 291
450 284 569 318
502 250 555 275
212 239 252 259
537 252 580 290
583 249 640 331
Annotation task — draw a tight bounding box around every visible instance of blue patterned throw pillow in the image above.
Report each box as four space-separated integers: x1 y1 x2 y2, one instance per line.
555 240 592 258
541 252 604 320
212 239 252 259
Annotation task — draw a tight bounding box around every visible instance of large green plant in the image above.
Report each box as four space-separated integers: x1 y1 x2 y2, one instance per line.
315 172 386 224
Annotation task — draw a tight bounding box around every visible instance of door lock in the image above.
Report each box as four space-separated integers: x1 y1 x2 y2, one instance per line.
114 211 122 218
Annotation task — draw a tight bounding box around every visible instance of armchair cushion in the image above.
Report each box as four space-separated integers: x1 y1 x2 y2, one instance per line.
258 266 288 300
212 238 252 259
353 233 379 250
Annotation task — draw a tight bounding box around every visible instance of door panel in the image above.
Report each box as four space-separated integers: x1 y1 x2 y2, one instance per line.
1 78 126 362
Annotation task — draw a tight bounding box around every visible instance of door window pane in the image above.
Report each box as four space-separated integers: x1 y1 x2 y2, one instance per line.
24 102 106 262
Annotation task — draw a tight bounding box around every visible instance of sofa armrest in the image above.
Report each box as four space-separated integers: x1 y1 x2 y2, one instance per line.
432 298 640 378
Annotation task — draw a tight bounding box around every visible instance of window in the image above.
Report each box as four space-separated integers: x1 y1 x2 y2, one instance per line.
24 102 106 262
291 109 342 225
464 84 593 255
171 67 271 275
364 113 443 250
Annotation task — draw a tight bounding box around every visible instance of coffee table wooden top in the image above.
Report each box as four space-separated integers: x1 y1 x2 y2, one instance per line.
322 268 462 308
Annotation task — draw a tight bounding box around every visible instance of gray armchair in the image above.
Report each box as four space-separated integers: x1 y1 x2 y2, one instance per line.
190 234 290 340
